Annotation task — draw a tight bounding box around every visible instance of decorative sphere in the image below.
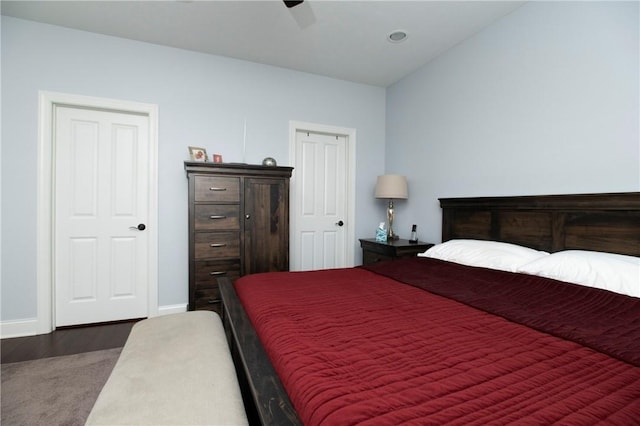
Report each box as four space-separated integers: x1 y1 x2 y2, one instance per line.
262 157 277 167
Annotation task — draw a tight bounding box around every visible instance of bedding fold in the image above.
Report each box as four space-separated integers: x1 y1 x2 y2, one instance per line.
362 257 640 367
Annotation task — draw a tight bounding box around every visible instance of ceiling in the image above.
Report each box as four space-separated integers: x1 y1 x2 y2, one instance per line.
1 0 525 87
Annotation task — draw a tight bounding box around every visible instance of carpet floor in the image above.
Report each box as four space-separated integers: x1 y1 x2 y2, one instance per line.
1 347 121 426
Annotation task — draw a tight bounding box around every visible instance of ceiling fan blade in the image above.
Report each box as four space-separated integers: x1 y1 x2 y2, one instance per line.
283 1 304 8
286 1 315 29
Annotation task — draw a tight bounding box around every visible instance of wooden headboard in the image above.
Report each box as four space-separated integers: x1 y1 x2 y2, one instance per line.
440 192 640 257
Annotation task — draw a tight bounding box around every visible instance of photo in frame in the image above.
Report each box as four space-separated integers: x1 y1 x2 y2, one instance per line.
188 146 208 162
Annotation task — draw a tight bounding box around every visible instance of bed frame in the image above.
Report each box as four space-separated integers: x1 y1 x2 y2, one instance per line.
219 191 640 425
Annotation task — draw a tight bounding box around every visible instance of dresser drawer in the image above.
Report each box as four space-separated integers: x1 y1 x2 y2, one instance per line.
194 205 240 230
194 259 241 286
363 251 394 264
194 232 240 259
194 176 240 202
194 287 222 313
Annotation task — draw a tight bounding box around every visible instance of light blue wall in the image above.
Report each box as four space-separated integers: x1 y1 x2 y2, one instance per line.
3 2 639 324
386 1 640 244
1 17 386 321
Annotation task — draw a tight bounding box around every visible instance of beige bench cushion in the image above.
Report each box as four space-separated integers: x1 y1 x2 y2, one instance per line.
86 311 248 425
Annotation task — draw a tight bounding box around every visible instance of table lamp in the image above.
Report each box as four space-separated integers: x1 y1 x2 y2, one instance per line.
374 174 408 240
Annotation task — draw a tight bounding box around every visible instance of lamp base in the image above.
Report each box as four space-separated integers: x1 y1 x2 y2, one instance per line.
387 233 400 241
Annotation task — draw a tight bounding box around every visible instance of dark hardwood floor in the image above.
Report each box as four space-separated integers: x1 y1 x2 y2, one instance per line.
1 320 139 364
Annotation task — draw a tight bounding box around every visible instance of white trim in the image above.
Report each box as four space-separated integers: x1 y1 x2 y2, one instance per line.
37 94 54 334
1 318 38 339
1 305 187 339
288 121 356 269
157 304 188 316
37 91 159 335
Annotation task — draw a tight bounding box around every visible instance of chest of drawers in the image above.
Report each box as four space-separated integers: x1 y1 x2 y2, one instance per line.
185 162 292 313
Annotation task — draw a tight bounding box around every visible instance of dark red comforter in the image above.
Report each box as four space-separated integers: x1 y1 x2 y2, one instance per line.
235 258 640 425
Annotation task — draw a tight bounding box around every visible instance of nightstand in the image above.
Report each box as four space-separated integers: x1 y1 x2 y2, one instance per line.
359 238 434 265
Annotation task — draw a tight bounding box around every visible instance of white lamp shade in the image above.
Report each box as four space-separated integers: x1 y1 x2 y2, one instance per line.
375 175 408 199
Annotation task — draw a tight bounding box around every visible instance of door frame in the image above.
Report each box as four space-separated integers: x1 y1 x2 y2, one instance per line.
37 91 159 334
288 121 356 270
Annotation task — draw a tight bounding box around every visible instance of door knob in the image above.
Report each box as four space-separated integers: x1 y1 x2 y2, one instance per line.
129 224 146 231
335 220 344 227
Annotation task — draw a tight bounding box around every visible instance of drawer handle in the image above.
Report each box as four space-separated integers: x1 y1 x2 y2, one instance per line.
209 187 227 191
209 243 227 248
209 215 227 220
209 271 226 276
207 299 217 304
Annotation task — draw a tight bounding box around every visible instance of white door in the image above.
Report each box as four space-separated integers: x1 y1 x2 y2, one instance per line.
54 106 150 327
293 130 348 270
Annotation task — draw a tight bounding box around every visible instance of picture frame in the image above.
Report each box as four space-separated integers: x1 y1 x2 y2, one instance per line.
188 146 208 162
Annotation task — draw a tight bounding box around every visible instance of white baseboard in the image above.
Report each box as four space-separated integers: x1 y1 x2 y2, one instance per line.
156 304 188 316
1 304 189 338
1 318 38 339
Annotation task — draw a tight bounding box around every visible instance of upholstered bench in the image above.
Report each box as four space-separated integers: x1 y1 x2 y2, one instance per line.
86 311 248 425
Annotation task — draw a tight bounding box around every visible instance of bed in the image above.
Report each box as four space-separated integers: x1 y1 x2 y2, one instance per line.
219 192 640 425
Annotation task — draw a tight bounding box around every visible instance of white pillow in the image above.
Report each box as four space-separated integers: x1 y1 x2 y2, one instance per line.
517 250 640 298
418 239 549 272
